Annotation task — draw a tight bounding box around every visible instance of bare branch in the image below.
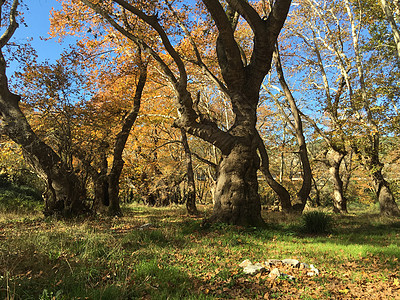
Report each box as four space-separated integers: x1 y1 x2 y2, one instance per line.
0 0 19 49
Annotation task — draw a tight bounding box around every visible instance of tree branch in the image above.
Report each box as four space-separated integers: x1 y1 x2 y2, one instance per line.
0 0 19 49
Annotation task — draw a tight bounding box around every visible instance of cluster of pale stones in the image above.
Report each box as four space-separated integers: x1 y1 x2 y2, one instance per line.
239 259 319 281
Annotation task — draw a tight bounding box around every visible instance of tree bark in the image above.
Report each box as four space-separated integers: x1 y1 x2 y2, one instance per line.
106 56 147 216
180 128 198 215
325 149 348 213
0 69 86 216
208 136 265 226
82 0 292 226
372 169 400 217
257 133 292 212
363 135 400 216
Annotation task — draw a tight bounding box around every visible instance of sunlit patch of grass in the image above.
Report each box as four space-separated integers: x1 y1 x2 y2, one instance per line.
1 204 399 299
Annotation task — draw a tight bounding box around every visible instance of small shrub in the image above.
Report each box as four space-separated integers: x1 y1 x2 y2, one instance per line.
301 211 333 234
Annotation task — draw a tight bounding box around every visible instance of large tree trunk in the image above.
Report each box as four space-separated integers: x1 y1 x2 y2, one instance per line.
372 169 400 217
83 0 292 226
326 149 348 213
358 134 400 216
0 49 86 216
365 144 400 216
209 137 265 226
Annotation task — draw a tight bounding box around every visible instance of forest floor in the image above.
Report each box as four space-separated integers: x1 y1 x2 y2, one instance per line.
0 203 399 299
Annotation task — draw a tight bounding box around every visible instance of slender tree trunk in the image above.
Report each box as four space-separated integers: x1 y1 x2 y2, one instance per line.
180 128 198 215
93 145 110 211
380 0 400 60
257 133 292 212
274 46 312 212
326 149 348 213
107 56 147 216
311 175 321 207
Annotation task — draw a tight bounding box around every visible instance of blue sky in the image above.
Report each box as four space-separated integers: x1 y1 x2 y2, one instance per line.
7 0 74 75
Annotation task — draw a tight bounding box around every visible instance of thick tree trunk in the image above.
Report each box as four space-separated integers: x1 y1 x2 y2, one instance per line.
326 149 348 213
85 0 292 226
372 170 400 217
208 138 265 226
357 134 400 216
1 102 86 217
180 128 198 215
0 51 86 217
365 153 400 217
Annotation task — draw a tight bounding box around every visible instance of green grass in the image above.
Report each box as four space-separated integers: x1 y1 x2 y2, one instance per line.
1 204 399 299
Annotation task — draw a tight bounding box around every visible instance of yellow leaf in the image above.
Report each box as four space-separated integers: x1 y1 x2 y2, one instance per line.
394 278 399 286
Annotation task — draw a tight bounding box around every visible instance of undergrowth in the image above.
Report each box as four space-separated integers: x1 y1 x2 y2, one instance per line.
0 204 399 299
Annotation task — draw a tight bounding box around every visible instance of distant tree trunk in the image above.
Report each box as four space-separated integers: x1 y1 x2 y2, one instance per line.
93 144 110 210
325 149 348 213
363 135 400 216
274 45 312 212
107 55 147 216
180 128 198 215
380 0 400 60
372 169 400 216
257 133 292 212
344 0 400 216
0 7 86 217
311 175 321 207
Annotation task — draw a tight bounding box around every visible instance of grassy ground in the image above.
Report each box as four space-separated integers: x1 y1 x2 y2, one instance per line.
0 204 399 299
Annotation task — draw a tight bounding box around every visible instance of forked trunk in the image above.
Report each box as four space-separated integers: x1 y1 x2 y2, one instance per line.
209 140 265 227
361 134 400 217
326 149 348 213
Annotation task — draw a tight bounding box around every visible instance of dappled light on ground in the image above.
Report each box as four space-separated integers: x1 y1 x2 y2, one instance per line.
0 204 399 299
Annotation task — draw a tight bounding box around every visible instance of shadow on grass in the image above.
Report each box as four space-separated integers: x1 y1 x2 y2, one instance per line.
0 235 208 300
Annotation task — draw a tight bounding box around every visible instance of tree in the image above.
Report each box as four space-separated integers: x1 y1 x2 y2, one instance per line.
0 0 87 216
63 0 292 226
379 0 400 60
283 0 400 216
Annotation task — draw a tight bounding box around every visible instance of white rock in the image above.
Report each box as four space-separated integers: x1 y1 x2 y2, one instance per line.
139 223 153 230
243 263 265 275
269 267 281 278
282 259 300 267
239 259 252 268
307 264 319 276
310 264 319 274
265 259 281 266
299 262 310 269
